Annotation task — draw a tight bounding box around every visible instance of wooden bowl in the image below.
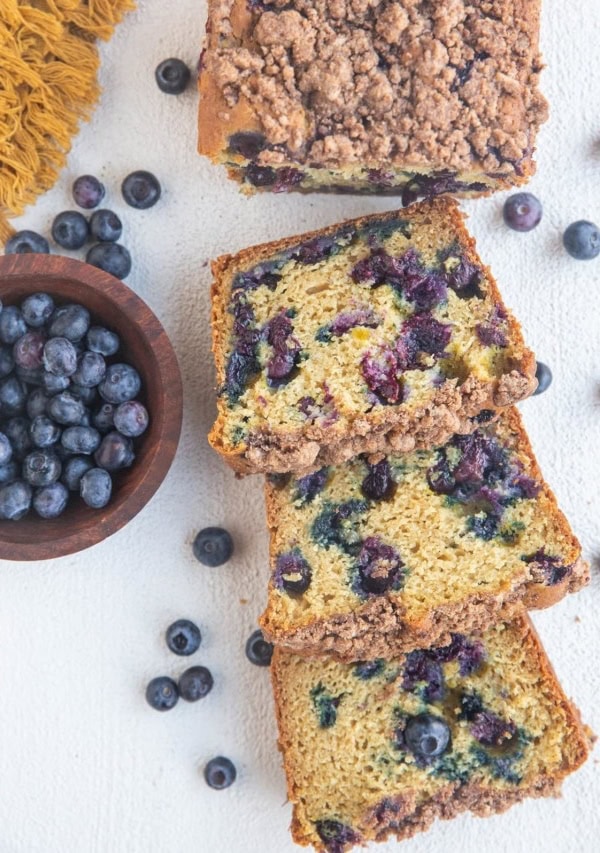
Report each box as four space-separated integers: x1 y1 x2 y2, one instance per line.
0 254 183 561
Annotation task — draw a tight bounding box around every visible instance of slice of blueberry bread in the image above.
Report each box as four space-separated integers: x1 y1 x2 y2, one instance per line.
209 199 536 475
260 408 588 660
271 617 591 852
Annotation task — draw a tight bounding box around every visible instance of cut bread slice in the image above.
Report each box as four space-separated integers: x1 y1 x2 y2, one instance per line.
271 617 591 852
260 408 588 660
209 199 536 475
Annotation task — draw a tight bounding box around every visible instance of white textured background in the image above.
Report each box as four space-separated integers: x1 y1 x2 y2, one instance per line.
0 1 599 851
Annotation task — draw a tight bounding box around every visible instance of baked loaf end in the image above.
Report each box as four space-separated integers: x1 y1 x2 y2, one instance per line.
198 0 548 198
271 617 590 852
260 407 589 660
209 199 536 475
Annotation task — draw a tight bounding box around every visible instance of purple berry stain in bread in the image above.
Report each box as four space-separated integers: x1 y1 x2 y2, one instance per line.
361 457 396 501
294 468 329 505
355 537 404 596
522 549 572 586
264 309 302 386
314 820 360 853
316 306 381 342
310 682 343 729
273 549 312 594
476 305 509 347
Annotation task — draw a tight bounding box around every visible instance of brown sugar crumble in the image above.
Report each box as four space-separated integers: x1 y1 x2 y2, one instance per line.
198 0 548 197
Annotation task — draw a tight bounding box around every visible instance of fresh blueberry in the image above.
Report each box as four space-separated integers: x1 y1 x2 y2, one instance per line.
42 372 71 394
0 346 15 378
86 243 132 280
14 365 44 387
0 307 27 345
204 757 236 790
80 468 112 508
92 402 116 433
48 304 91 342
30 416 61 448
121 170 161 209
26 388 49 419
72 175 105 210
503 193 543 232
86 326 120 357
563 220 600 260
72 351 106 388
179 666 213 702
0 481 32 520
33 482 69 519
245 629 273 667
13 331 45 370
51 211 89 250
402 714 451 760
61 455 93 491
89 209 122 243
192 527 234 566
42 337 78 376
113 400 149 437
165 619 202 656
47 392 85 426
21 293 55 328
4 230 50 255
94 431 134 470
0 461 18 486
145 676 179 711
98 363 141 403
22 450 61 487
534 362 552 396
0 432 12 465
4 417 32 459
0 376 26 415
70 384 97 406
155 58 191 95
61 426 101 455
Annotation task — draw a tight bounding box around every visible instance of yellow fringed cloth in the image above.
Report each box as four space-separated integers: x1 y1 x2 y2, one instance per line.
0 0 135 243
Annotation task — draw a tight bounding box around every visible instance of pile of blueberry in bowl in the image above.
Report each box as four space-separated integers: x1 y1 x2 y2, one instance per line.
0 254 182 561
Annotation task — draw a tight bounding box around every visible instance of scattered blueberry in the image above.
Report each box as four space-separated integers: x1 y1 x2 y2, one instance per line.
0 307 28 345
30 416 61 448
61 456 93 491
4 230 50 255
179 666 213 702
51 211 89 250
165 620 202 656
80 468 112 508
13 331 45 370
48 305 90 342
94 431 134 470
245 629 273 667
192 527 234 567
42 337 78 377
121 170 161 210
113 400 149 437
22 450 61 487
86 243 132 280
72 175 105 210
21 293 55 328
61 426 101 455
33 482 69 519
47 392 85 426
99 363 141 403
503 193 543 232
403 714 451 760
0 480 32 520
534 362 552 396
89 209 122 243
92 403 116 433
563 220 600 260
86 327 120 357
155 58 191 95
145 676 179 711
72 351 106 388
0 432 12 465
204 757 236 790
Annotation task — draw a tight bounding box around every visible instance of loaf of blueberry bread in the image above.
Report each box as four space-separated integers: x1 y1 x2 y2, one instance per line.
271 617 590 852
260 407 588 660
209 199 536 475
198 0 548 198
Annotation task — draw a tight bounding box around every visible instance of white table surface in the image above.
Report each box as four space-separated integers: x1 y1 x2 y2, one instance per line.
1 1 599 851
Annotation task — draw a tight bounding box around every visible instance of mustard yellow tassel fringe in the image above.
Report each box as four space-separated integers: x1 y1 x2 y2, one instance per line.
0 0 136 244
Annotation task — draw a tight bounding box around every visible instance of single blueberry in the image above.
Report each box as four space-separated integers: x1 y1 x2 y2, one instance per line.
361 458 395 501
72 175 105 210
86 326 120 357
61 455 93 491
145 676 179 711
0 480 32 520
94 431 134 469
155 58 191 94
86 243 132 280
98 363 141 403
92 402 116 433
47 392 85 426
0 375 26 416
4 417 32 459
245 629 273 667
121 171 161 209
30 416 61 448
33 482 69 519
42 337 78 376
21 293 55 328
0 432 12 465
13 331 45 370
89 209 123 243
72 351 106 388
228 131 267 160
80 467 112 508
70 384 97 406
61 426 101 455
244 164 276 187
0 461 18 486
22 450 61 487
48 304 91 342
43 372 71 394
192 527 234 566
0 307 27 345
5 230 50 255
51 211 89 250
165 619 202 656
204 757 236 790
113 400 149 437
179 666 214 702
0 346 15 378
403 714 451 760
26 388 49 419
563 220 600 260
533 362 552 396
503 193 543 232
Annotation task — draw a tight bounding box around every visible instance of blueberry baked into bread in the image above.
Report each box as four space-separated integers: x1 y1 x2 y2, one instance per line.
209 199 536 475
271 617 590 852
198 0 548 198
260 407 589 660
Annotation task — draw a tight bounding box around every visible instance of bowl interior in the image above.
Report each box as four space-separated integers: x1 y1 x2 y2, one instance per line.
0 258 181 559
